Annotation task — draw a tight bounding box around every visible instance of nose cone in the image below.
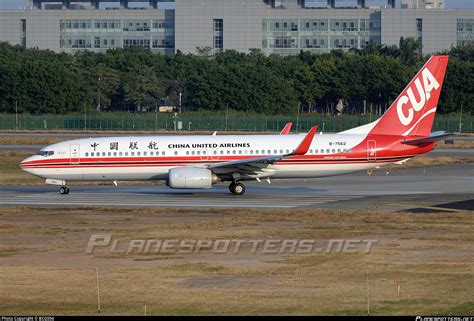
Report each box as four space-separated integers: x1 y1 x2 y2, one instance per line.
19 155 38 174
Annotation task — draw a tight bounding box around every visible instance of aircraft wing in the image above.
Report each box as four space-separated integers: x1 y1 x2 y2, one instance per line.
401 131 454 146
208 126 317 177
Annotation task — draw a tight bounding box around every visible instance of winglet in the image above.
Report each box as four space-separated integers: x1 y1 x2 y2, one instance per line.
279 122 293 135
291 126 317 156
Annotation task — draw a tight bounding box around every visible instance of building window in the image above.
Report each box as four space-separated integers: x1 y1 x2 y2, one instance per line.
457 19 474 47
416 18 423 52
213 19 223 51
21 19 26 47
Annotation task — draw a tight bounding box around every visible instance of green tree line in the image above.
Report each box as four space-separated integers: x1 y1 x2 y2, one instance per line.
0 39 472 115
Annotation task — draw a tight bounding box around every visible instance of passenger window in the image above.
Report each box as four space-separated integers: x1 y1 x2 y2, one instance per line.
227 150 230 155
326 149 330 153
108 152 111 156
280 150 283 154
220 150 224 155
186 151 189 155
192 151 195 155
174 151 178 156
125 152 128 156
91 152 94 156
137 152 140 156
119 152 122 156
267 150 271 154
144 151 147 156
337 149 341 153
332 149 335 153
250 150 254 154
85 152 89 157
238 150 242 154
131 152 134 156
256 150 259 154
232 150 236 154
162 151 165 156
197 151 200 155
113 152 117 156
150 151 154 156
286 149 289 154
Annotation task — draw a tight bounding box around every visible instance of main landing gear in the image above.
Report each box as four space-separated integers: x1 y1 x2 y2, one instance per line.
59 186 70 195
229 182 246 195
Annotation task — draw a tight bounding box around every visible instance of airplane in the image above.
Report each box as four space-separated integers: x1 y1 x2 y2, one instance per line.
20 55 450 196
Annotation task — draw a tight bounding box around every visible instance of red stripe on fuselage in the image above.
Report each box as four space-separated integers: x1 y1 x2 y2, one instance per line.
21 155 411 169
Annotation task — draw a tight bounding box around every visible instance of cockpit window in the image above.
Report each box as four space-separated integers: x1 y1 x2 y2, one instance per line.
37 150 54 157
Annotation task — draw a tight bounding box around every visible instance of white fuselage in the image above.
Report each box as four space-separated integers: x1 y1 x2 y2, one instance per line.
20 133 406 183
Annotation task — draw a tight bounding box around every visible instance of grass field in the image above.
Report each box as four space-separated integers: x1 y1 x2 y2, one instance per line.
0 207 472 315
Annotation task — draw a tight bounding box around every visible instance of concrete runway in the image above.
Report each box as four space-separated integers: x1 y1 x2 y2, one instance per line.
0 163 472 212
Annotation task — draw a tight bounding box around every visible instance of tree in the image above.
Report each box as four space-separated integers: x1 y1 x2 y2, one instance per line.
122 67 162 112
87 64 120 111
0 41 471 116
399 37 422 65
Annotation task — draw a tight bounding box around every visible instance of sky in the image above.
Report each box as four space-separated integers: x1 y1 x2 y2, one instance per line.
0 0 472 10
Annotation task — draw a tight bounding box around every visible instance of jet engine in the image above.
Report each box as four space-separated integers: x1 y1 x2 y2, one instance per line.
168 167 219 189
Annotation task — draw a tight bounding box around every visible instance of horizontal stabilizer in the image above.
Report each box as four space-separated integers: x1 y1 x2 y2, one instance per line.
401 131 454 146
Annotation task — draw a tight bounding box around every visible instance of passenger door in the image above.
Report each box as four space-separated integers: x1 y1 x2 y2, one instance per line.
367 140 376 162
70 144 80 164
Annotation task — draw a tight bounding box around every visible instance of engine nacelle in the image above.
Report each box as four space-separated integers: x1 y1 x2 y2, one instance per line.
168 167 218 189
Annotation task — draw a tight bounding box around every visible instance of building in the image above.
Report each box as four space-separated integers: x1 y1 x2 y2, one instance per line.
0 0 472 56
0 0 175 54
401 0 444 9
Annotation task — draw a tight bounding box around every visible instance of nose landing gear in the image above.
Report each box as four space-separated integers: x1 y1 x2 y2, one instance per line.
229 182 245 195
59 186 70 195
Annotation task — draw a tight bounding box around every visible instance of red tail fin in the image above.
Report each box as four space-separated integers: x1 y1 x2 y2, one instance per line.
369 55 449 137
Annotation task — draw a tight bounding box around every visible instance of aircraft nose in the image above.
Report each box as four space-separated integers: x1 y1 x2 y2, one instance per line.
19 156 37 173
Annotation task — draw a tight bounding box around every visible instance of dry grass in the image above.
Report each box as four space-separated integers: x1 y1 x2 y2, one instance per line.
385 155 474 170
0 130 278 146
0 151 44 185
0 136 64 146
437 140 474 149
0 206 473 315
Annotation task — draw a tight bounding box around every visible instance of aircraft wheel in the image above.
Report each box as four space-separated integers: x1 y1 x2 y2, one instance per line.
229 182 236 193
59 186 69 195
231 182 246 196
